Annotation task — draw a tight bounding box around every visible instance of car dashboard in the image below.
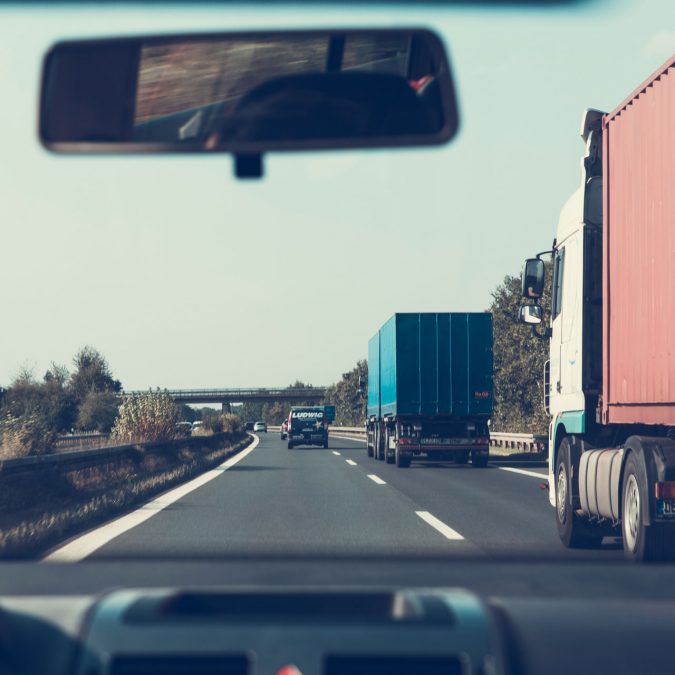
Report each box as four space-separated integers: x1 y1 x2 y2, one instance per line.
2 559 675 675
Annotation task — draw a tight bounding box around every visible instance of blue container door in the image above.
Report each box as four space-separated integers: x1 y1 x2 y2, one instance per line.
467 313 493 415
419 314 439 416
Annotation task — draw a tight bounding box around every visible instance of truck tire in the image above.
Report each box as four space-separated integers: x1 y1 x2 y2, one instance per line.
556 438 603 549
287 441 294 449
395 443 411 468
385 429 395 464
377 428 386 461
367 436 374 458
455 452 469 465
323 438 329 449
471 450 488 468
621 453 674 562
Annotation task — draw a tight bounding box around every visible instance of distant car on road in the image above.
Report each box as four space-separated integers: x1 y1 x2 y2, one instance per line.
253 421 267 433
280 420 288 440
244 421 255 431
175 421 193 436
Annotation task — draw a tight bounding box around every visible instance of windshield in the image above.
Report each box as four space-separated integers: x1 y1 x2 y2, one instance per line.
0 0 673 564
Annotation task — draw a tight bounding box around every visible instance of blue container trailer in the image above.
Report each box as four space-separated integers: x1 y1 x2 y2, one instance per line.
366 313 493 468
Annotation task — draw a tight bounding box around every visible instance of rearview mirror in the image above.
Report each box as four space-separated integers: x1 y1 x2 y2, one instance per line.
519 305 543 325
521 258 545 299
40 29 458 178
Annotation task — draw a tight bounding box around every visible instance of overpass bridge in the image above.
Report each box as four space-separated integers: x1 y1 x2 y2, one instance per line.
123 387 326 407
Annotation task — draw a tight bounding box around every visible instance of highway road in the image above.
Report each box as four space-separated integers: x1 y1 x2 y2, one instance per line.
42 432 627 562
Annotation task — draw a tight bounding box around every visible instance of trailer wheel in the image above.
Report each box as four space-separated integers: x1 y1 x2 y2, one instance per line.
556 438 603 549
287 441 294 449
375 427 384 461
621 453 673 562
385 429 395 464
395 443 411 468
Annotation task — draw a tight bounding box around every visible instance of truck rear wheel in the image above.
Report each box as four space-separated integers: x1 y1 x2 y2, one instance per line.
287 441 293 449
556 438 603 549
395 443 411 468
622 453 674 562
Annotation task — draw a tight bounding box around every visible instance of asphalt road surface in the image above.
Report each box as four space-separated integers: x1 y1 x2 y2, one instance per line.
62 433 625 561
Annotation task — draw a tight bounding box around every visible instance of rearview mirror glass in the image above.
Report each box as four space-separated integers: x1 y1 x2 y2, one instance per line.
521 258 545 299
40 29 458 158
519 304 543 325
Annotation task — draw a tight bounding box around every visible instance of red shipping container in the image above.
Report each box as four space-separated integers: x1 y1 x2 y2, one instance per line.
602 56 675 425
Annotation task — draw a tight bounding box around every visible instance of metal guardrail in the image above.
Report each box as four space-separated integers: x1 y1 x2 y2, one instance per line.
489 432 547 452
272 426 546 451
54 432 110 449
0 432 241 477
329 427 366 437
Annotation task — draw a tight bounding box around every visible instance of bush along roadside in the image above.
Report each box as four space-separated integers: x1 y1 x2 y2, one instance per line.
0 432 251 559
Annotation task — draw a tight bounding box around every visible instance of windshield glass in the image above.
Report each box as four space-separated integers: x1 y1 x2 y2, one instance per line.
0 0 673 564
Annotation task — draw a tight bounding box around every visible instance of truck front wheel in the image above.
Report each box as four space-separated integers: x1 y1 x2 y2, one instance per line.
622 453 673 562
556 438 603 549
287 441 294 449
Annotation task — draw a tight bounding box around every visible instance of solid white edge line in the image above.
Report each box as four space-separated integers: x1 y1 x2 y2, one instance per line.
497 466 547 479
345 459 357 466
332 451 341 456
415 511 464 541
367 474 386 485
43 434 261 563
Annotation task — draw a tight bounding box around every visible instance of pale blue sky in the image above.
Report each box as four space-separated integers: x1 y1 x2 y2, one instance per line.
0 0 672 390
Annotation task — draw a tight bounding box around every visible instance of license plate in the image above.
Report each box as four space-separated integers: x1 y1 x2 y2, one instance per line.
656 499 675 518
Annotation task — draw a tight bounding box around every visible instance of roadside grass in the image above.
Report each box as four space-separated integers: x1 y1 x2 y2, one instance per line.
0 433 251 559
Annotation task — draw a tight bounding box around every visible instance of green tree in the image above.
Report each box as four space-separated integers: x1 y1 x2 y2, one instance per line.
76 391 119 432
70 346 122 404
324 360 367 426
488 262 552 434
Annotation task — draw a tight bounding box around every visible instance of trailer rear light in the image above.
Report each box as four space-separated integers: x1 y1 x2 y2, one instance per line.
399 438 412 445
655 482 675 499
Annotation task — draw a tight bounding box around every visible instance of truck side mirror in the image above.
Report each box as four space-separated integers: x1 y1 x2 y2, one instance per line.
521 258 545 299
520 304 542 325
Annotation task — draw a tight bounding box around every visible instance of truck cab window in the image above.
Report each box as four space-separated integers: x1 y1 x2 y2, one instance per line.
551 247 565 320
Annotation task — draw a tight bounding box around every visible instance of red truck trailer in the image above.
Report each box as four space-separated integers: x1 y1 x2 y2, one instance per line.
520 55 675 560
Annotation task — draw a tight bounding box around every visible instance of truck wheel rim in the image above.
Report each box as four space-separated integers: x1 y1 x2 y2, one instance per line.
624 474 640 552
557 466 567 524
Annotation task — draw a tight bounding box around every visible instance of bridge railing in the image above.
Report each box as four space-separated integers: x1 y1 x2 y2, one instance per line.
124 388 326 401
